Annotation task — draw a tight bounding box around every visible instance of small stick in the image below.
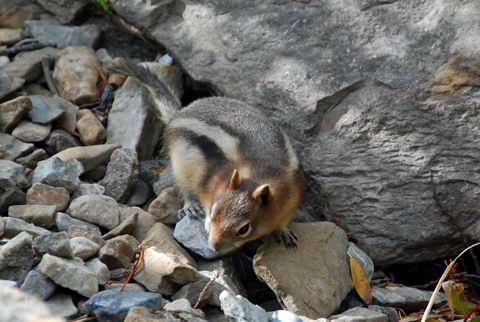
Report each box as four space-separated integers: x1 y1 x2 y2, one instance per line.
193 270 220 309
119 243 151 292
41 57 59 96
0 42 57 56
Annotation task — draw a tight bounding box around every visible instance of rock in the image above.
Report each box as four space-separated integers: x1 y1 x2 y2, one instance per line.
85 258 110 286
164 298 203 316
119 206 160 242
46 293 78 319
267 310 304 322
0 186 26 216
44 129 82 155
198 257 246 297
1 46 58 81
0 286 64 322
21 83 54 97
220 290 268 322
53 46 100 105
53 144 118 173
8 204 56 228
0 28 26 45
143 222 198 269
174 215 229 259
16 149 48 169
133 246 199 295
67 225 105 247
98 235 138 270
35 0 90 25
104 283 146 292
328 307 388 322
348 242 374 282
0 133 34 159
0 279 17 288
102 213 138 240
0 231 34 284
0 217 4 237
3 217 50 238
198 271 240 307
371 286 447 312
0 56 9 69
0 96 32 133
0 6 41 29
11 120 51 142
140 160 163 190
82 290 164 322
106 63 183 160
125 306 209 322
102 148 139 203
27 95 65 124
39 253 98 298
27 182 70 212
126 180 150 207
67 194 120 230
253 222 353 319
32 231 74 259
70 237 101 260
96 48 112 67
0 145 15 160
32 157 84 193
0 72 24 103
71 183 105 200
54 212 101 235
82 165 107 181
25 21 101 49
0 160 29 189
148 187 183 224
20 267 57 301
76 109 105 146
171 278 212 309
52 96 78 130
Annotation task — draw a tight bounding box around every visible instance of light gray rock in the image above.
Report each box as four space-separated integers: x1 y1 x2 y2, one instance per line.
67 194 120 230
328 307 388 322
0 72 24 103
0 95 31 133
267 310 304 322
76 109 105 146
102 213 137 240
0 133 34 159
71 183 105 200
70 237 100 260
32 231 74 259
348 242 374 282
12 120 51 143
133 246 199 295
25 21 101 49
171 278 212 309
27 183 70 213
174 215 229 259
0 286 64 322
101 148 139 203
0 231 34 284
95 48 112 67
0 160 29 189
98 235 138 270
148 187 183 224
126 180 150 206
220 290 268 322
0 279 17 288
2 217 50 238
44 129 82 155
20 267 57 301
199 271 240 307
53 144 119 173
125 306 209 322
67 225 105 247
54 212 101 234
85 258 110 286
119 206 160 242
164 298 201 315
34 0 90 25
1 46 58 82
372 286 447 312
32 157 84 193
27 95 65 124
16 149 49 169
106 63 182 160
253 222 353 319
53 46 100 105
39 253 98 298
104 283 146 292
46 293 78 319
52 95 78 130
198 257 246 297
8 205 57 228
0 28 26 45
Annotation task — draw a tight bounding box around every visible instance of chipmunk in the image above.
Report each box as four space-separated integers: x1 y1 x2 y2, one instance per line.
108 58 304 252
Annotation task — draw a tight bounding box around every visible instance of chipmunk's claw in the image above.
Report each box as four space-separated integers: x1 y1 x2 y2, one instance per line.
273 229 298 248
178 205 205 219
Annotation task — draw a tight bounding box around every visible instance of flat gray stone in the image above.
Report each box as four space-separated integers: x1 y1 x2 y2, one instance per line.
2 217 50 239
0 231 34 284
20 267 57 301
67 194 120 230
32 157 84 193
54 212 101 234
46 292 78 319
8 204 56 228
85 258 110 286
372 286 447 312
1 47 59 82
27 95 65 124
11 120 51 143
328 307 388 322
70 237 100 260
220 291 268 322
0 133 34 159
32 231 74 259
0 95 31 133
0 160 29 190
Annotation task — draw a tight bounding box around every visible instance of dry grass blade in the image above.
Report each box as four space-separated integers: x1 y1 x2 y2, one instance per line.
193 270 220 309
420 242 480 322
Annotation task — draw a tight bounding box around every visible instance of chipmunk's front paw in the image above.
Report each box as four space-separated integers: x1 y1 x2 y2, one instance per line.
273 229 298 248
178 205 205 219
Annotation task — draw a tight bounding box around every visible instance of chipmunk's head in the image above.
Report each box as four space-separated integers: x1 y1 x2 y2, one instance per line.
208 169 272 252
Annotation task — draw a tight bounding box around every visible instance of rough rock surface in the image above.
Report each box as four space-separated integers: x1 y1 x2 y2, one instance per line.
328 307 388 322
107 0 480 265
254 222 353 319
372 286 447 312
66 194 120 230
0 231 34 284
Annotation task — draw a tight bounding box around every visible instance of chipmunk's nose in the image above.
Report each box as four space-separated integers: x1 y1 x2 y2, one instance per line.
208 235 225 252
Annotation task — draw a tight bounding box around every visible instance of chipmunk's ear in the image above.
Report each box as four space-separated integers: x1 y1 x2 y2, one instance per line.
253 184 271 206
229 169 240 189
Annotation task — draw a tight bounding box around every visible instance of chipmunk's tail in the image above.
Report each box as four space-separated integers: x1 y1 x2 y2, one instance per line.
107 58 180 124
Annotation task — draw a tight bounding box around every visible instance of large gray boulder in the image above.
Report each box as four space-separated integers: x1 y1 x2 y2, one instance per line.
102 0 480 265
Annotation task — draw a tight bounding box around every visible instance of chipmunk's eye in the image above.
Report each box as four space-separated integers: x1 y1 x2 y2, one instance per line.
236 222 250 237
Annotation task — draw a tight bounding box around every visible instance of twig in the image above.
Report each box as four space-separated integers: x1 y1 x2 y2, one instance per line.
193 270 220 309
430 170 480 276
0 42 57 56
41 57 59 96
119 243 151 292
460 274 480 281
